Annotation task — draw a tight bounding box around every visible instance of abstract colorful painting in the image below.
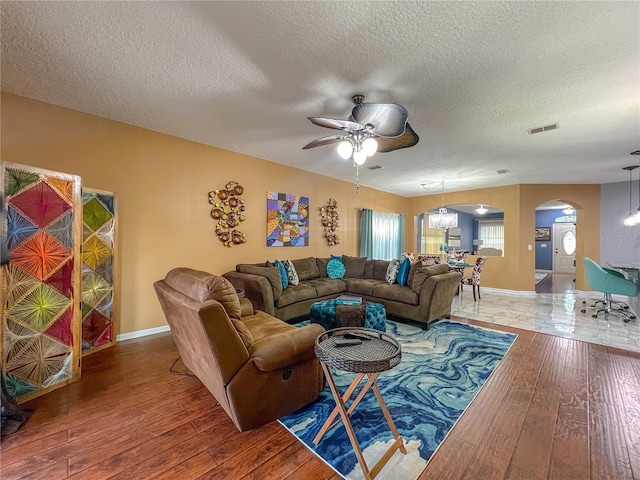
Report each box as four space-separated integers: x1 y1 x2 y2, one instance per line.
266 192 309 247
81 189 117 354
2 163 82 403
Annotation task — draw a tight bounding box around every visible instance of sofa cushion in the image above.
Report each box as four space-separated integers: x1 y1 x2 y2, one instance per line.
407 261 422 287
305 278 347 297
343 255 367 278
373 260 390 281
385 259 400 284
412 264 451 293
371 282 420 305
363 260 375 279
237 264 283 299
283 260 300 286
345 278 380 297
292 257 320 281
276 282 319 308
316 257 330 278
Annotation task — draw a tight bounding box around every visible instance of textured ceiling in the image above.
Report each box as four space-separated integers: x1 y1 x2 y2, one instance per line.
1 1 639 197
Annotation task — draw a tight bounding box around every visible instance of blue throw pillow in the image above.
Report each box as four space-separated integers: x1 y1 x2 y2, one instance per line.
397 258 411 286
327 258 346 279
331 254 342 261
273 260 289 289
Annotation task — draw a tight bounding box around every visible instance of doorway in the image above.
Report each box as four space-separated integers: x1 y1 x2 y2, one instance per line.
553 223 576 274
534 202 577 294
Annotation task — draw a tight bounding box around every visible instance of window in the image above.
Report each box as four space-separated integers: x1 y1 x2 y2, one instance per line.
360 209 405 260
417 213 445 254
478 219 504 252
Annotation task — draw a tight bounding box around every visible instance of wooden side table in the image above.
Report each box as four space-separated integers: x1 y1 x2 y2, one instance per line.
313 327 405 480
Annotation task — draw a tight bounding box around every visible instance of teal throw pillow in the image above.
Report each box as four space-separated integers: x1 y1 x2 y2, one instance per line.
327 258 346 279
273 260 289 289
397 257 411 286
331 254 342 261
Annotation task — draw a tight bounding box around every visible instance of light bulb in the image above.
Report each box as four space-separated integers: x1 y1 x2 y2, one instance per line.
353 149 367 165
362 137 378 156
337 140 353 160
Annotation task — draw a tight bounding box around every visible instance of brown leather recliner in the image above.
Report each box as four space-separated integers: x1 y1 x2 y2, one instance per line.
154 267 325 431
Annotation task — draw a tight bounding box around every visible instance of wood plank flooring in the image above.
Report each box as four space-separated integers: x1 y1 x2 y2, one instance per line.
1 318 639 479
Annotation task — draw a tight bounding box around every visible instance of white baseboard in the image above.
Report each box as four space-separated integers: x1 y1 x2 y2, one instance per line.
117 325 170 342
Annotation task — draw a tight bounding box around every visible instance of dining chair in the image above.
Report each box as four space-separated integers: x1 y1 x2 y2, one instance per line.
459 256 488 301
417 254 442 266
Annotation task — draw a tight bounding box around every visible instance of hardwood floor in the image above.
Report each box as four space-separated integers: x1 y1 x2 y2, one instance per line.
535 273 575 294
2 318 639 479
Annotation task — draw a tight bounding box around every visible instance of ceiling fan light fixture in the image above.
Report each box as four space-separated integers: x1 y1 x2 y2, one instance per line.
563 206 575 215
476 205 488 215
337 140 353 160
353 149 367 165
362 137 378 156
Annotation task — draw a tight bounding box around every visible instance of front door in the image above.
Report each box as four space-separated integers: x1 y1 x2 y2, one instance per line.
553 223 576 274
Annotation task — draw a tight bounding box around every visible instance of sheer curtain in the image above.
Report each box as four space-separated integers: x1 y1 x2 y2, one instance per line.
360 209 405 260
418 213 445 254
478 219 504 251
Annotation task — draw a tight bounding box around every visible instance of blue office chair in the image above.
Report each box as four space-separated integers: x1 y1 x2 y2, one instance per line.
582 257 637 322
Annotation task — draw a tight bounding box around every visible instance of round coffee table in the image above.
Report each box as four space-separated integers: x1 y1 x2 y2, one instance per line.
313 327 405 480
309 299 386 331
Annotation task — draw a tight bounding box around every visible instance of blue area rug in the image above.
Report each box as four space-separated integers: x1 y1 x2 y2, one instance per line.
279 320 517 480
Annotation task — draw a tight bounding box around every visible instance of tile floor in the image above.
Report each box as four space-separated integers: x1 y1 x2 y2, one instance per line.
451 287 640 352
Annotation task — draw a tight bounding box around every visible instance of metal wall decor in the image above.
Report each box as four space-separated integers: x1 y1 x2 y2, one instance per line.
320 198 340 246
208 181 246 247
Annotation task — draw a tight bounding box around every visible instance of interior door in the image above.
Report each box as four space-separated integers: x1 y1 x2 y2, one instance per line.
553 223 576 274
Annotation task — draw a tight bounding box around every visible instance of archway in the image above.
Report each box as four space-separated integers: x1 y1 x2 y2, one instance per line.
534 200 578 294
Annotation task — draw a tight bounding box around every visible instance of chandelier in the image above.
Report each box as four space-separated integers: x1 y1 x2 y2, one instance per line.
336 132 378 165
427 181 458 230
475 204 488 215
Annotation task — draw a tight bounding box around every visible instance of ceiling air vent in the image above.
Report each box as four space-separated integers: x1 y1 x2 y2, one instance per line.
528 123 559 135
367 165 383 170
496 169 510 175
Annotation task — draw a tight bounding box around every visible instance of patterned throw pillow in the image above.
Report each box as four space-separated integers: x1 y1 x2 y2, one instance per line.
385 258 400 284
273 259 289 289
396 257 411 286
283 259 300 286
327 258 346 279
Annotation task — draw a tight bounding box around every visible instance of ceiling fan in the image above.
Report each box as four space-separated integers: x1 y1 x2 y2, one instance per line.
303 94 419 165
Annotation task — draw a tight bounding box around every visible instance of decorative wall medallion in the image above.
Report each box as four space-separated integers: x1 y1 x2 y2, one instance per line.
320 198 340 246
208 181 246 247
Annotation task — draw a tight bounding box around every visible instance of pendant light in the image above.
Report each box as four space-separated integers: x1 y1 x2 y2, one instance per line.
623 164 639 226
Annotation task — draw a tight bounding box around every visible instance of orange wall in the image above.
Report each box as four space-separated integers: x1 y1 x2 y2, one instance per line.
1 93 409 334
409 183 600 291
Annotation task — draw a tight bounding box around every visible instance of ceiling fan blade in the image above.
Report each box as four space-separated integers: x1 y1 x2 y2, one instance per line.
351 103 408 137
302 135 345 149
376 122 419 153
308 117 364 131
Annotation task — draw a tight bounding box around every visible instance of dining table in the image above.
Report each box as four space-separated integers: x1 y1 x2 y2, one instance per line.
606 261 640 317
447 260 474 295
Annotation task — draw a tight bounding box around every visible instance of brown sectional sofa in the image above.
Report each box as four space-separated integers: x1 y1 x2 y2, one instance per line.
223 255 462 328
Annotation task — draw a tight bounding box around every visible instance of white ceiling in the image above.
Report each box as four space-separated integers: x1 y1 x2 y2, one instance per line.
2 1 639 197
